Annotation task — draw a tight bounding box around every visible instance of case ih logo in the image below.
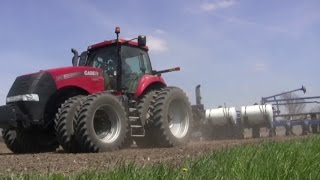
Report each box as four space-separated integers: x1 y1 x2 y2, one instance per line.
84 71 99 76
56 71 100 81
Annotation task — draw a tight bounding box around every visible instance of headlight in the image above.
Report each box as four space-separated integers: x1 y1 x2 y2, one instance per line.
6 94 40 103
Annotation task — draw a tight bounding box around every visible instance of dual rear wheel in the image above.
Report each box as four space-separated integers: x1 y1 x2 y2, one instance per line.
134 87 193 148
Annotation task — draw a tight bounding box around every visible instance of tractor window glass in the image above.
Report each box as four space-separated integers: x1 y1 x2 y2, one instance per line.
121 46 152 75
87 46 118 76
121 46 152 92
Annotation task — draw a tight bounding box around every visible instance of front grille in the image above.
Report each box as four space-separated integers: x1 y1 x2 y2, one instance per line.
7 73 40 96
6 72 57 125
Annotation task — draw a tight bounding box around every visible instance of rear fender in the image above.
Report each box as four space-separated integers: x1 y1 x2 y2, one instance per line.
134 75 166 97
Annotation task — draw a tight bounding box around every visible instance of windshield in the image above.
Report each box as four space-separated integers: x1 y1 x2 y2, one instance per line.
121 46 152 75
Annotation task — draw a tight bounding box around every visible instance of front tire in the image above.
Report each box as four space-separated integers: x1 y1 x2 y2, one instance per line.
75 93 129 152
55 96 84 153
152 87 193 147
2 129 57 154
2 129 21 153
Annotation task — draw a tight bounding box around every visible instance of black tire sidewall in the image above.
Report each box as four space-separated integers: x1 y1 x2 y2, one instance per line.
55 96 84 152
83 94 128 152
156 88 193 146
64 100 81 136
134 91 157 147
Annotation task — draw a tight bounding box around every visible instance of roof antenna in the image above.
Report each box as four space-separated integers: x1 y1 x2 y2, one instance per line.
115 27 122 92
115 27 120 42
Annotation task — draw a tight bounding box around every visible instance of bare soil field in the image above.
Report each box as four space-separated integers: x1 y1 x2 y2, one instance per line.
0 134 308 176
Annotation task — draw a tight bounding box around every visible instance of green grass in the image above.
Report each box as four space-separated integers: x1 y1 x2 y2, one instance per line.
3 136 320 180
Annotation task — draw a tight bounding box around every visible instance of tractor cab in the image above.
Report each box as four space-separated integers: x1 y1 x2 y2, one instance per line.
86 40 152 93
72 27 152 93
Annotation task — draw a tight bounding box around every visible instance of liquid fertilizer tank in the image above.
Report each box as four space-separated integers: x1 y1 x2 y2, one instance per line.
240 104 274 127
205 107 237 126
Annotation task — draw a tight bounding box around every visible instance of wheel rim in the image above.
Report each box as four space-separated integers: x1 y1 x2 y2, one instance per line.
167 99 190 138
93 105 121 143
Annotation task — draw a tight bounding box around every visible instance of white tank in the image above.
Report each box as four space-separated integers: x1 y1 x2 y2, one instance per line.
240 104 273 127
205 107 237 126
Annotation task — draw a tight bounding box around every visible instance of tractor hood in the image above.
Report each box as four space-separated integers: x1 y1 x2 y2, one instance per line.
44 66 105 94
5 66 105 123
8 66 105 100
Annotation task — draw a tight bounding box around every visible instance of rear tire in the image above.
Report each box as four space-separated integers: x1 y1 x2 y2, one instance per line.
55 96 84 153
134 91 157 148
75 93 129 152
151 87 193 147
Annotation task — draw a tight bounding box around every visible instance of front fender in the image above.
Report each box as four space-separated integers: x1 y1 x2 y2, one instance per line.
55 75 105 94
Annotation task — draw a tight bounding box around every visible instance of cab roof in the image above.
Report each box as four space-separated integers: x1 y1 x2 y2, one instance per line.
88 39 149 51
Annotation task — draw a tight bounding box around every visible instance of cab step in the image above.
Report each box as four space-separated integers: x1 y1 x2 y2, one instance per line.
129 116 145 137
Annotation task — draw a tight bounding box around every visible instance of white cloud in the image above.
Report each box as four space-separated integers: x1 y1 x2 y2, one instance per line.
148 36 168 53
200 0 236 12
154 29 166 35
254 63 267 72
209 13 291 34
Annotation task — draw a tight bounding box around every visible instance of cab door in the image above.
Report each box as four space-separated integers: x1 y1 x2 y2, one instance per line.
121 46 152 93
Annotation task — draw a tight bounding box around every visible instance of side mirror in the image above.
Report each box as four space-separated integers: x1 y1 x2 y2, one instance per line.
71 48 79 66
79 51 88 66
138 35 146 46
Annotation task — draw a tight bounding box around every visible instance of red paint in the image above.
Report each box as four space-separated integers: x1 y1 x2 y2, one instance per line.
44 67 166 97
46 66 105 94
134 75 166 97
88 39 149 51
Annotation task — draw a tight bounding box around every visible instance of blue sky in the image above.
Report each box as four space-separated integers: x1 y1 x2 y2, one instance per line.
0 0 319 109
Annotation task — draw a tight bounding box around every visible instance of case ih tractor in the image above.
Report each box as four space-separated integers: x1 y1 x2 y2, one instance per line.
0 27 193 153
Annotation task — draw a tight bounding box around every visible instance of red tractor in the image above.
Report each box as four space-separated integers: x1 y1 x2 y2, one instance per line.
0 27 193 153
